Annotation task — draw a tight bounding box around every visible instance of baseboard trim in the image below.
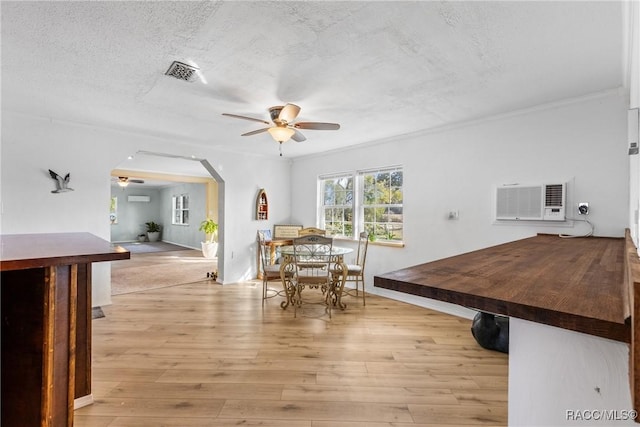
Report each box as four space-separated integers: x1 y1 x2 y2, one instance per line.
74 393 93 410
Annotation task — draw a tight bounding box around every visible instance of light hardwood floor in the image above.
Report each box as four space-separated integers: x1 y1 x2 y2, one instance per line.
75 281 508 426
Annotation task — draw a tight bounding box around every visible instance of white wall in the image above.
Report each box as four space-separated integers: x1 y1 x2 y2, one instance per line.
290 90 629 316
1 111 293 306
509 318 634 426
110 186 162 242
159 182 206 249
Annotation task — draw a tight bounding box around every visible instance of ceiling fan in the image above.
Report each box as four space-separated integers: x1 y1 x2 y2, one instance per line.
114 176 144 188
222 103 340 155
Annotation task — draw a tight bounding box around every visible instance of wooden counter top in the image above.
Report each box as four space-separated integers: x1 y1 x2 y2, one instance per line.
374 234 630 343
1 232 129 271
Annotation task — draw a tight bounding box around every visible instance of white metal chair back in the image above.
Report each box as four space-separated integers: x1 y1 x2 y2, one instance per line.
355 231 370 272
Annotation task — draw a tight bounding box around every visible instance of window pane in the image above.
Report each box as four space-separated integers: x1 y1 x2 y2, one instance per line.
364 207 375 222
391 171 403 186
336 189 353 205
376 172 390 186
323 182 335 205
324 208 334 222
390 187 403 204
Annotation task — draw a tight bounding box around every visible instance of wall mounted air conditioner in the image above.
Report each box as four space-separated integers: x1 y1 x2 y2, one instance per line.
495 183 566 221
127 195 150 202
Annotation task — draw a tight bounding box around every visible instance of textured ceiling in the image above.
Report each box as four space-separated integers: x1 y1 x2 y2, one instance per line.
1 1 624 162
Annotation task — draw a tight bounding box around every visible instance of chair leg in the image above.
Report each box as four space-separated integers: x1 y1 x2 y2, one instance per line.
361 276 366 306
353 276 365 306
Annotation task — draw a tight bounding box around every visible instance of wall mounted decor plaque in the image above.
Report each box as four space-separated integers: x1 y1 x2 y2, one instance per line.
273 224 303 239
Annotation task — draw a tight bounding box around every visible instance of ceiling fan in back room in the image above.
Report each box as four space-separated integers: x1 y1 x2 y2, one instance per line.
222 103 340 156
114 176 144 188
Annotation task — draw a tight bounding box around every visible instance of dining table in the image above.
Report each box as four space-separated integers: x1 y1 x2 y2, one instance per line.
278 245 353 313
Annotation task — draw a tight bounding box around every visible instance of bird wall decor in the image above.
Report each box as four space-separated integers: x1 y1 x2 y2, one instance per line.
48 169 74 193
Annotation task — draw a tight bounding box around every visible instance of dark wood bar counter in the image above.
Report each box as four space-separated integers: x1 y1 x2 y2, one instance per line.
1 232 129 427
374 233 630 343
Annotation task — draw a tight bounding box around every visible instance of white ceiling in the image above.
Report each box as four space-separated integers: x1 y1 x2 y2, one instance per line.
1 1 625 165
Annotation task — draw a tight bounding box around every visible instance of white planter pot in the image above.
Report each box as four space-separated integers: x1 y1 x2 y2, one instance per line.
147 231 160 242
201 242 218 259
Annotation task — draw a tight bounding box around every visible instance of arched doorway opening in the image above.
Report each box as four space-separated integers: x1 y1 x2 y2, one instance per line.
109 151 225 295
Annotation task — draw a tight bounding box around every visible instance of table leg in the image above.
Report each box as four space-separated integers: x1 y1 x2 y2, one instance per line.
330 261 348 310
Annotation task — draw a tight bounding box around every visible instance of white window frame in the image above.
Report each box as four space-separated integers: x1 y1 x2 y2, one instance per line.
318 165 403 243
172 194 189 225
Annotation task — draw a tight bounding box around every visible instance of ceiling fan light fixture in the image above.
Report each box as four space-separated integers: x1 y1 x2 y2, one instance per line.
117 177 129 188
268 126 295 143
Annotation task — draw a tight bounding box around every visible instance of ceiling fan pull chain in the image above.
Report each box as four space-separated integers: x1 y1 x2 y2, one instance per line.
279 141 283 156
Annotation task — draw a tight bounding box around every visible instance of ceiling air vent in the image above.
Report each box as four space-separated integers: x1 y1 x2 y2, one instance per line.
165 61 199 82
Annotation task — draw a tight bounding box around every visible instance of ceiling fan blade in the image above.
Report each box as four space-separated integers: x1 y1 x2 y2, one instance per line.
130 179 145 184
292 129 307 142
278 103 301 123
294 122 340 130
241 127 270 137
222 113 270 125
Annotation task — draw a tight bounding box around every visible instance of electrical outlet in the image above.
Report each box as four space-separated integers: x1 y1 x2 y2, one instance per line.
578 203 589 215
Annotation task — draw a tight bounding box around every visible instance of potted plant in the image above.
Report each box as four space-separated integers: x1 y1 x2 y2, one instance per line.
145 221 161 242
199 218 219 259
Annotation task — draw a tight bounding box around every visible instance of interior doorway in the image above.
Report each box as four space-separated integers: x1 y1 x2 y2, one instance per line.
109 152 225 293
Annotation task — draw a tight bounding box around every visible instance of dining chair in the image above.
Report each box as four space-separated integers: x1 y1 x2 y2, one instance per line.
257 231 285 303
298 227 326 237
341 231 369 306
291 234 334 317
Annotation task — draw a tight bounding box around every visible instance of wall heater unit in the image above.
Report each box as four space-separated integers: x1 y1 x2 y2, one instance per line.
496 183 566 221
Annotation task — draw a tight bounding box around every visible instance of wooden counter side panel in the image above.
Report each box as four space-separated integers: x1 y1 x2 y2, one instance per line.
1 268 46 427
43 265 74 427
74 263 91 399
